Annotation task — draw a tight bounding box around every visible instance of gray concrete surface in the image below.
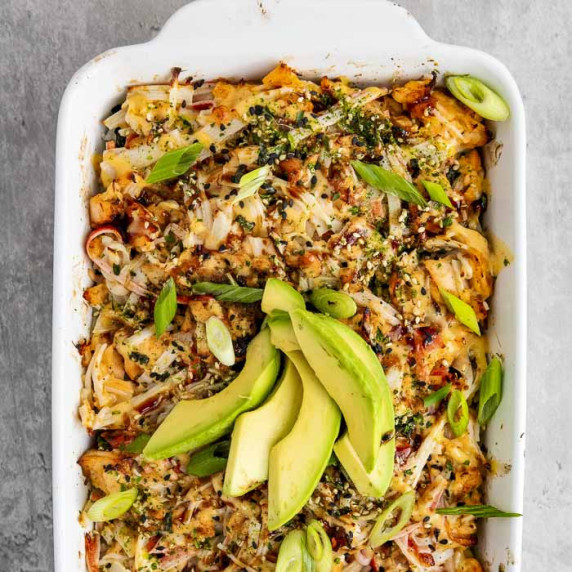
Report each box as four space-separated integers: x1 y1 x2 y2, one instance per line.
0 1 569 570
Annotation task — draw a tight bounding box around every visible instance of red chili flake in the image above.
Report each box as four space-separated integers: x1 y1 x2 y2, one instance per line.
190 101 214 111
145 535 160 552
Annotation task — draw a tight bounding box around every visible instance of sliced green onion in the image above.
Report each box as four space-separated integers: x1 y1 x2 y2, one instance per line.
192 282 263 303
120 434 151 454
206 316 235 366
439 289 480 335
231 165 271 205
478 356 503 425
306 526 323 561
154 277 177 337
421 181 453 208
276 529 313 572
186 440 230 477
369 491 415 548
306 520 332 571
447 389 469 437
86 488 138 522
310 288 357 319
351 161 427 207
146 143 203 184
445 75 510 122
437 504 521 518
423 383 452 408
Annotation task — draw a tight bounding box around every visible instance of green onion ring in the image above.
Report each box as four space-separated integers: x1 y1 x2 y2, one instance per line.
369 491 415 548
310 288 357 319
478 356 503 425
306 520 332 571
86 488 138 522
447 389 469 437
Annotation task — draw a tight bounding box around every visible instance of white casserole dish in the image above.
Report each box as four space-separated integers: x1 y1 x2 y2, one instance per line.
52 0 526 569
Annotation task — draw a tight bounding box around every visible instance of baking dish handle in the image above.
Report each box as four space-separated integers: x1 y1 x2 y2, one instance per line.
153 0 433 53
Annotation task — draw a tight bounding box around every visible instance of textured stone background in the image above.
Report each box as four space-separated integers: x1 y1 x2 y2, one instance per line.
0 1 569 570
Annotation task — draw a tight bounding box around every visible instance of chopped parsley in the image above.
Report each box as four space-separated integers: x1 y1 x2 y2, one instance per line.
235 215 255 232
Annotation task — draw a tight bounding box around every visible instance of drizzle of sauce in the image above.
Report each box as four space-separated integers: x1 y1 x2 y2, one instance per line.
488 457 512 477
488 232 514 277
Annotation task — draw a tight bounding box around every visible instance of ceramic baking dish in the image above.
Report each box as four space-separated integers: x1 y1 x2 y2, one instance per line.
52 0 526 569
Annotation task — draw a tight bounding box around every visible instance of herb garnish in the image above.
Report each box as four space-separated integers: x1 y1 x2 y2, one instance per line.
154 277 177 337
436 505 521 518
192 282 263 303
146 143 203 184
351 161 427 207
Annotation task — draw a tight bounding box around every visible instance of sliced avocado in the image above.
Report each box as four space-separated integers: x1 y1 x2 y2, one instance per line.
268 315 300 352
325 315 395 449
290 309 392 471
334 432 395 497
144 329 280 460
223 359 303 497
261 278 305 315
268 351 341 530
